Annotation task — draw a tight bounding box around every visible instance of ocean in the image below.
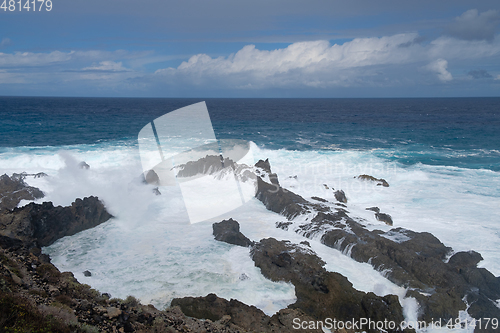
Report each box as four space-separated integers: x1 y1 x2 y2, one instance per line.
1 97 499 330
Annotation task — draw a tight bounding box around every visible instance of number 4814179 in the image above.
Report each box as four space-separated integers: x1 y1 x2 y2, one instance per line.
1 0 53 11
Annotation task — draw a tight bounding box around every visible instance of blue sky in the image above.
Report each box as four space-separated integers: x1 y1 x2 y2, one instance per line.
1 0 500 97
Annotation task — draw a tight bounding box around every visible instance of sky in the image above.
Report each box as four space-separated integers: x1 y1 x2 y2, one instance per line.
1 0 500 98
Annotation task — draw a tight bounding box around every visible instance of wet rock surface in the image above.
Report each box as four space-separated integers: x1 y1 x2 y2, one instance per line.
375 212 393 225
357 174 390 187
250 238 405 333
0 196 113 247
0 193 255 333
0 174 45 212
256 159 500 330
213 218 253 247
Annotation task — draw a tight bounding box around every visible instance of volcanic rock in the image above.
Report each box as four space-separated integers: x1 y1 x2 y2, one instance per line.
78 161 90 169
212 218 253 247
334 189 347 203
357 174 389 187
375 212 393 225
0 196 113 247
0 174 45 211
250 238 405 332
366 206 380 213
255 159 279 185
172 293 315 333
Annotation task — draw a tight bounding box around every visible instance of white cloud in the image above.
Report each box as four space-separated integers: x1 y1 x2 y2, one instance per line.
0 51 73 67
425 59 453 82
154 32 500 89
82 61 131 72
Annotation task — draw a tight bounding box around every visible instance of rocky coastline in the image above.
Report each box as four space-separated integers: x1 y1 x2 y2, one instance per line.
1 156 500 333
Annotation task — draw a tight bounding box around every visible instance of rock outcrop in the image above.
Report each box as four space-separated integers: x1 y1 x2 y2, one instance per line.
357 174 390 187
0 196 113 247
0 192 250 333
375 212 393 225
334 189 347 203
0 174 45 212
251 238 405 333
257 159 500 329
212 218 253 247
172 293 315 333
0 238 252 333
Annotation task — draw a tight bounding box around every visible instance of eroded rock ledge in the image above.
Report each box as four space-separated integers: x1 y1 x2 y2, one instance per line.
0 196 113 248
0 176 251 332
254 159 500 330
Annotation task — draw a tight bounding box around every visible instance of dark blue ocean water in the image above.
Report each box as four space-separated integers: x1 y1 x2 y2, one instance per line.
1 97 499 171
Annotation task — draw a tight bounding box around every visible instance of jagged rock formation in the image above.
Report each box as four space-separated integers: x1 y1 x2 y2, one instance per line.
176 155 233 178
212 218 253 247
0 174 45 212
357 174 390 187
0 192 250 332
0 196 113 247
255 158 279 185
207 219 407 332
251 238 405 333
172 293 316 333
334 189 347 203
0 238 252 332
375 212 393 225
256 159 500 330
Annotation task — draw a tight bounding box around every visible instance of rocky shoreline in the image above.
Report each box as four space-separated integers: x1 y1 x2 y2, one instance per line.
1 156 500 333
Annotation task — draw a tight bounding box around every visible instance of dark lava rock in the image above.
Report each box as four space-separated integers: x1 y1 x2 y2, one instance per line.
334 189 347 203
366 206 380 213
255 159 279 185
254 158 272 175
172 293 316 333
0 196 113 247
300 241 311 247
176 154 235 178
357 174 390 187
83 270 92 277
78 161 90 169
212 218 253 247
250 159 500 327
255 176 310 220
315 219 500 325
375 212 393 225
311 196 328 203
250 238 405 332
0 235 24 250
0 174 45 211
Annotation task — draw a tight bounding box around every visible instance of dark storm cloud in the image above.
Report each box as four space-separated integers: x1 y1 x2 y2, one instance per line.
468 69 493 79
446 9 500 41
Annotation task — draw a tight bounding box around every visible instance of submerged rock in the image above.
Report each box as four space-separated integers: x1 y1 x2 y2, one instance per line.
78 161 90 169
212 218 253 247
